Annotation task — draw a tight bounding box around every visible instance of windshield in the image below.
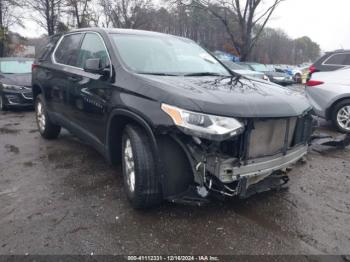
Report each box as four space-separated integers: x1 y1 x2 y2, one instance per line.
0 60 33 74
223 61 245 70
110 34 230 76
250 64 269 72
238 63 252 70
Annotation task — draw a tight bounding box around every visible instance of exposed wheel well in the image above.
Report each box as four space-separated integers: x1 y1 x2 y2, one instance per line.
326 97 350 120
107 114 152 166
107 113 193 197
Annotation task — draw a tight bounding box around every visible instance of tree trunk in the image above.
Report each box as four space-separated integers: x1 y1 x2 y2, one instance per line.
0 0 4 57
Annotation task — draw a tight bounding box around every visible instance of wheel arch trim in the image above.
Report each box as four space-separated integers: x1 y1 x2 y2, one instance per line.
326 96 350 120
106 108 162 174
32 84 44 100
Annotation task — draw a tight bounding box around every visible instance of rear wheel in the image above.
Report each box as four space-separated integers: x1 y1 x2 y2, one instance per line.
331 99 350 133
35 94 61 139
122 124 162 209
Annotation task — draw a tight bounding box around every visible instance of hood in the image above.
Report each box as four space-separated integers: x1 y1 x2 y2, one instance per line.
138 75 311 118
0 73 32 87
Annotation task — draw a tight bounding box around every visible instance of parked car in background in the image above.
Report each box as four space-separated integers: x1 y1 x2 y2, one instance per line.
0 57 34 111
306 67 350 133
239 62 294 86
213 50 239 62
308 49 350 80
271 65 302 84
32 28 313 209
276 67 300 84
222 61 269 81
289 67 303 84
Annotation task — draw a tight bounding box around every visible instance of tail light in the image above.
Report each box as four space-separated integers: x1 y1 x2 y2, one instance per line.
306 80 324 87
309 65 316 74
32 63 38 71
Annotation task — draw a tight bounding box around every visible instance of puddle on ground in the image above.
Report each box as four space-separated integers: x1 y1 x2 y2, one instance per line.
0 127 20 135
5 144 20 154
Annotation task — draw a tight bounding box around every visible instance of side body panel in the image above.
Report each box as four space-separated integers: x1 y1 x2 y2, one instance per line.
306 70 350 118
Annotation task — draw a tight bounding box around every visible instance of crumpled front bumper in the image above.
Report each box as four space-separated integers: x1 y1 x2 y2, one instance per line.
166 112 313 203
216 145 308 185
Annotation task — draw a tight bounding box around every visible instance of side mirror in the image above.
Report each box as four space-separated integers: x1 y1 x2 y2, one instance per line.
84 58 103 74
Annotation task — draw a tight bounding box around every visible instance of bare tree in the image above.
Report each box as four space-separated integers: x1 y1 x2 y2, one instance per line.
0 0 24 56
99 0 153 29
65 0 92 28
176 0 285 61
25 0 63 36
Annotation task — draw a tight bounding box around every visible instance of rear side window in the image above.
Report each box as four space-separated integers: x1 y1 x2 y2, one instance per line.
37 35 61 62
76 33 110 69
323 53 350 66
54 33 83 67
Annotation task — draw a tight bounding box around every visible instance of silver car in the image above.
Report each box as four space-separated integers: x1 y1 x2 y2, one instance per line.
306 67 350 133
222 61 269 81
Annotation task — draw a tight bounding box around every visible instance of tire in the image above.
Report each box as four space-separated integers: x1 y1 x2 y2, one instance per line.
0 94 7 111
35 94 61 139
331 99 350 133
122 124 162 209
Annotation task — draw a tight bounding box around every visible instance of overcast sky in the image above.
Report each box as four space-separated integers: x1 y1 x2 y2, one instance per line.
268 0 350 51
12 0 350 52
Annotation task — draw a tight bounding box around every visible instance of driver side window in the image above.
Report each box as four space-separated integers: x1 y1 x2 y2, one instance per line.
77 33 110 69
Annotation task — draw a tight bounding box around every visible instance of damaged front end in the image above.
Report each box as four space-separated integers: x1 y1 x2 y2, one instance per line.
160 105 314 204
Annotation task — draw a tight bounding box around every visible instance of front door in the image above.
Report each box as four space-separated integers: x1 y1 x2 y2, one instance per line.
65 32 113 145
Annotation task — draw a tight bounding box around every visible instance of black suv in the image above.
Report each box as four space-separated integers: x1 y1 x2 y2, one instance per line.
309 50 350 77
32 28 313 209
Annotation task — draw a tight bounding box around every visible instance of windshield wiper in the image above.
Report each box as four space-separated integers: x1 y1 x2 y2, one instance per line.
138 72 179 76
183 72 226 77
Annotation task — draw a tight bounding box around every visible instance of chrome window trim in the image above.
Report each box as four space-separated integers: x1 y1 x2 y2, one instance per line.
51 32 84 71
322 52 350 67
52 31 113 77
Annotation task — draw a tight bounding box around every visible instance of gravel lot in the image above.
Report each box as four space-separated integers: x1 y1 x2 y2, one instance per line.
0 101 350 255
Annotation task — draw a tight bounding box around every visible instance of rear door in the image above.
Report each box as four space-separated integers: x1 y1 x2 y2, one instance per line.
50 33 84 117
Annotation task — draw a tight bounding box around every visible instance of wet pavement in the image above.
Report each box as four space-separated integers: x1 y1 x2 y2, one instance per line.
0 108 349 255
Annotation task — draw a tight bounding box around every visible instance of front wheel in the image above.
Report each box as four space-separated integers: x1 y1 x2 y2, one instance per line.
122 124 162 209
35 94 61 139
332 99 350 133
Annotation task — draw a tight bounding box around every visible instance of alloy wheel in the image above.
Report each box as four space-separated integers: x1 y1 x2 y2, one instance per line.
124 138 136 192
337 105 350 131
36 101 46 132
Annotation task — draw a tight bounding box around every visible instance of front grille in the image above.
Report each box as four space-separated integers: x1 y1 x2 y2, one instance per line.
247 114 312 159
248 118 297 159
